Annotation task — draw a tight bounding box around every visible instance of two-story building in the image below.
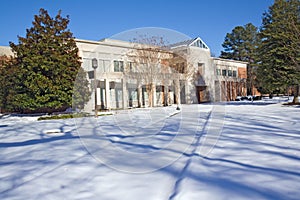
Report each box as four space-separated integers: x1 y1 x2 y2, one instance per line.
75 37 247 112
0 36 248 113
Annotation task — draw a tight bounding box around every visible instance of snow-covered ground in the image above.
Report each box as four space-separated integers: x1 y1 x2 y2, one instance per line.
0 101 300 200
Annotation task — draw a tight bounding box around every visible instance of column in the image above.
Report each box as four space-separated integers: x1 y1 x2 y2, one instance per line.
137 81 142 108
122 78 127 109
175 79 181 105
229 81 232 101
152 83 156 107
163 84 168 106
105 79 110 110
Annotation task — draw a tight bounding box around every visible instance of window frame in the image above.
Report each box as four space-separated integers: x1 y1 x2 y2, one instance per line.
113 60 124 72
233 70 237 77
222 69 227 76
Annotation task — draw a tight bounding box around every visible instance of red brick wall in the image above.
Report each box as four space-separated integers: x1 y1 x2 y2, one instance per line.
238 67 247 79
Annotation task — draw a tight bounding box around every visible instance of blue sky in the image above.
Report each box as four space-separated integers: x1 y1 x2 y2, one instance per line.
1 0 274 56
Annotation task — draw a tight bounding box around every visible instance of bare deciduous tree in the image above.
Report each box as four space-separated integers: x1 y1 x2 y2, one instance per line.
126 35 195 108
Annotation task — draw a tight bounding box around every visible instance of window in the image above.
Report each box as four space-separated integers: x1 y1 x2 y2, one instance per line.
82 58 91 71
192 39 208 49
139 63 147 73
98 59 111 72
228 70 232 77
233 70 237 77
87 70 94 79
129 62 133 72
114 60 124 72
222 69 227 76
216 69 221 76
198 63 204 75
180 63 185 73
129 62 136 72
176 62 185 73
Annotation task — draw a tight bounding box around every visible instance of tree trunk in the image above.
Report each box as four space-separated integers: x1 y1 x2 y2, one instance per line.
147 84 153 107
293 85 299 104
163 85 168 106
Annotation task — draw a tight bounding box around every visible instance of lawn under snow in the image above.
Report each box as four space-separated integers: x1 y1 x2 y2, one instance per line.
0 100 300 200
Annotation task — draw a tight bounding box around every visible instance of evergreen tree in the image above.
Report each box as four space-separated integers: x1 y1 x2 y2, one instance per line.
221 23 259 62
8 8 90 113
72 67 91 111
220 23 260 95
0 56 10 112
256 0 300 101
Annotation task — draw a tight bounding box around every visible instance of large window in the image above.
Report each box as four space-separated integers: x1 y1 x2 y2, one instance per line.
129 62 136 72
233 70 237 77
228 70 232 77
198 63 204 75
114 60 124 72
82 58 92 71
99 59 111 72
222 69 227 76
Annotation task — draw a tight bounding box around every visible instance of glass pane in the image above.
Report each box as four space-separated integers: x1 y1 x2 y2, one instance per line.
114 60 119 72
99 59 104 72
222 69 227 76
120 61 124 72
233 70 237 77
83 58 92 71
104 60 110 72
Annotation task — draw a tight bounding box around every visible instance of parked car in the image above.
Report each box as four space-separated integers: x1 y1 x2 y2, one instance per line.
235 96 250 101
235 95 262 101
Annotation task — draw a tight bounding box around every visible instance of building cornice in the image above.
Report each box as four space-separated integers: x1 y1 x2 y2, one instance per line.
213 57 248 65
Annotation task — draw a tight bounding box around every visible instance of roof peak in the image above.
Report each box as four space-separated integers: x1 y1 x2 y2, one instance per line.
169 37 209 49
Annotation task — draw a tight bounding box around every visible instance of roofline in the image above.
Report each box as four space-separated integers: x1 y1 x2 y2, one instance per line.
213 57 248 65
188 37 209 49
75 38 174 54
169 37 210 50
75 38 136 49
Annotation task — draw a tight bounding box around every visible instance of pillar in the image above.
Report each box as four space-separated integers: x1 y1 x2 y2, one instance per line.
105 79 110 109
152 83 156 107
137 81 142 108
163 84 168 106
122 78 127 109
175 79 181 105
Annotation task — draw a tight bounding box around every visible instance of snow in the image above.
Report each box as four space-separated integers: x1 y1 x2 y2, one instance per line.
0 101 300 200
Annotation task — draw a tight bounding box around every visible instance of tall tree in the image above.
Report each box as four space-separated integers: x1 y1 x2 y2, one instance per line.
220 23 260 95
127 36 171 107
256 0 300 102
8 8 90 113
127 35 194 107
0 55 11 112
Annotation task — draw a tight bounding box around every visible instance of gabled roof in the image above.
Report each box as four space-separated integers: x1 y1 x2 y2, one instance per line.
169 37 209 50
168 38 195 48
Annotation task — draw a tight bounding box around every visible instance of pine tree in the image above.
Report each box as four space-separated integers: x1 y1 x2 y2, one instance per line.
220 23 260 95
8 8 90 113
257 0 300 101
